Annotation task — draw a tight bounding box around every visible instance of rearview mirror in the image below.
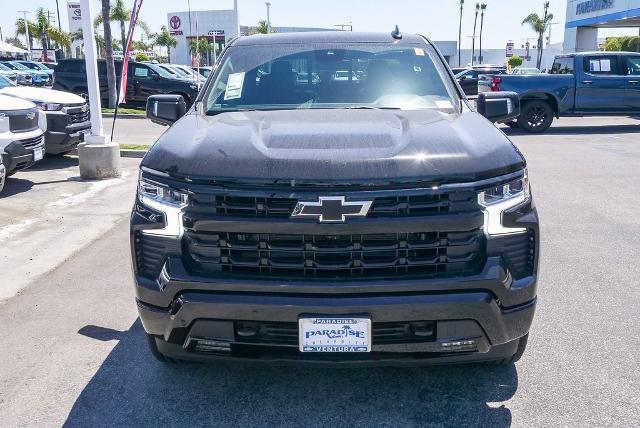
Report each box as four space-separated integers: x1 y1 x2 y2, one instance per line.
146 94 186 126
477 91 520 123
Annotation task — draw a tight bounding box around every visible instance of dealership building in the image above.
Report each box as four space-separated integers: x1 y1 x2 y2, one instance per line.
564 0 640 52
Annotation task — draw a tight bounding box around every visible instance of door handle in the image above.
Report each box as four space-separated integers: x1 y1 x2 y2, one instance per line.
629 80 639 85
582 80 593 85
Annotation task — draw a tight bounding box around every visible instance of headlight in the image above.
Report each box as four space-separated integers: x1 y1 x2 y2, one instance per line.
138 175 188 237
478 169 530 236
36 102 63 111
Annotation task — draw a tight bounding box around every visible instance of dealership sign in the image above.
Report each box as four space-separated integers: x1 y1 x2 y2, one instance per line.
576 0 615 15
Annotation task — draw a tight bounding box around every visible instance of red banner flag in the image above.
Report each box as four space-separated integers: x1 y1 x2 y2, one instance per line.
118 0 144 105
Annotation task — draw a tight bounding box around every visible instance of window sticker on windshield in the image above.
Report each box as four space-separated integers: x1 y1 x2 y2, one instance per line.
224 72 245 100
435 100 453 109
414 48 425 56
600 59 611 72
589 60 601 72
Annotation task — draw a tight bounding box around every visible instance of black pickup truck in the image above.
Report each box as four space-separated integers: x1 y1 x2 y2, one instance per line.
480 52 640 132
131 31 539 366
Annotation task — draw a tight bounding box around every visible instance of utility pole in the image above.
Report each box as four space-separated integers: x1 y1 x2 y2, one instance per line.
546 22 559 46
265 2 271 33
55 0 62 31
18 10 31 59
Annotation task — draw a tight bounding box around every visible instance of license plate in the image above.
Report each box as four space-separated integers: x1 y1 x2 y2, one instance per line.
299 317 371 353
33 147 44 161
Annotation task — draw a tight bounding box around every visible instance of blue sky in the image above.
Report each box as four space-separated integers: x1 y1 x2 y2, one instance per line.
0 0 637 50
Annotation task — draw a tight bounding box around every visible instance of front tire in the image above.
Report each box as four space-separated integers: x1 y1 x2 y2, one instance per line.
517 100 554 133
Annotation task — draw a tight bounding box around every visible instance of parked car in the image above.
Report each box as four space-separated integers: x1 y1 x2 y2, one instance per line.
511 67 542 75
0 63 31 86
1 61 50 86
479 51 640 132
169 64 205 82
0 93 45 175
53 59 199 107
450 67 468 75
192 66 212 78
134 31 538 366
456 66 506 96
16 60 55 80
0 75 90 155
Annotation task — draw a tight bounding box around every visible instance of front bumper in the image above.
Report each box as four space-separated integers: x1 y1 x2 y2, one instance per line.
1 132 45 172
44 107 90 154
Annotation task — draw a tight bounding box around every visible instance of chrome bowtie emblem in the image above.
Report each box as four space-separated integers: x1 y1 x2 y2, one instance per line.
26 111 36 120
291 196 372 223
81 104 89 112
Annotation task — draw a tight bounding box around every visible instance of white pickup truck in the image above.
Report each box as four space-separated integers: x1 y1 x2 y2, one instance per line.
0 94 46 190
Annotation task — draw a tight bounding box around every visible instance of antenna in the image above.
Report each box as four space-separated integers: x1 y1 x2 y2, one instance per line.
391 25 402 40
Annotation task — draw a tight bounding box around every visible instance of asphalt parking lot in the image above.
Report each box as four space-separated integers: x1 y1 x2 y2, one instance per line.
0 116 639 427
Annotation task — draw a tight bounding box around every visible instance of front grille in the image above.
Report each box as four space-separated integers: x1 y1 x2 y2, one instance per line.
184 229 484 279
234 321 436 346
188 191 478 219
8 109 39 133
19 134 44 150
66 104 90 124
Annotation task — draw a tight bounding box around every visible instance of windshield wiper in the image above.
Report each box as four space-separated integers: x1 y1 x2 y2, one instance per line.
342 106 402 110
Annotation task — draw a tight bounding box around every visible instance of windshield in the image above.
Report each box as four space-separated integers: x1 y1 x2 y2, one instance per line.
204 43 458 114
148 63 177 78
22 62 46 71
0 63 11 71
8 62 28 71
172 67 192 78
0 74 15 88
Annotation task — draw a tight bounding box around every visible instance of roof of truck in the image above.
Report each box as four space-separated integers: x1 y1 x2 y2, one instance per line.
231 31 428 46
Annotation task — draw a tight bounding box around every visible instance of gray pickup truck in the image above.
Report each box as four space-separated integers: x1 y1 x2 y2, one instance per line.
480 52 640 132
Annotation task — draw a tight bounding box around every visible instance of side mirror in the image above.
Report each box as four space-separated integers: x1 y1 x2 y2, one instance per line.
146 94 186 126
477 91 520 123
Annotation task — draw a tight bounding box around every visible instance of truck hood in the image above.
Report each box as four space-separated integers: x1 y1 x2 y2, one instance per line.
0 93 35 110
142 109 525 185
0 86 85 105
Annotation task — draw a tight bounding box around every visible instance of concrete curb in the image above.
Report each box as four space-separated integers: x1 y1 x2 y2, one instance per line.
120 149 148 158
102 113 146 119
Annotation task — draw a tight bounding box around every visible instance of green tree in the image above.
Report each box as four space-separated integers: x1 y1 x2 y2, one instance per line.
508 55 524 68
188 38 211 66
5 37 25 50
94 0 149 54
152 26 177 63
256 20 270 34
135 52 149 62
522 1 554 69
101 0 117 108
458 0 464 66
479 4 487 64
471 3 480 65
15 8 70 60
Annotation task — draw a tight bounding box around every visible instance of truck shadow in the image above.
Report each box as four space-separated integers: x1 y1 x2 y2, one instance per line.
501 124 640 136
64 320 518 427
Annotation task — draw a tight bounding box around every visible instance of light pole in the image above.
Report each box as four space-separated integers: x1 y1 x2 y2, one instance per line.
77 0 120 179
265 2 271 33
546 22 559 46
18 10 31 59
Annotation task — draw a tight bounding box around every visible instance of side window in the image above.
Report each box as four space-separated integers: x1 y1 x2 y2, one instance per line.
550 58 574 75
627 57 640 76
583 56 618 75
134 66 150 78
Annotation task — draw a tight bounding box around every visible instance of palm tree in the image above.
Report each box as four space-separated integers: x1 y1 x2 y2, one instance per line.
152 26 177 63
522 1 554 69
471 3 480 65
256 20 270 35
101 0 117 108
15 8 70 60
95 0 149 54
458 0 464 66
70 29 121 58
479 4 487 64
189 38 211 66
